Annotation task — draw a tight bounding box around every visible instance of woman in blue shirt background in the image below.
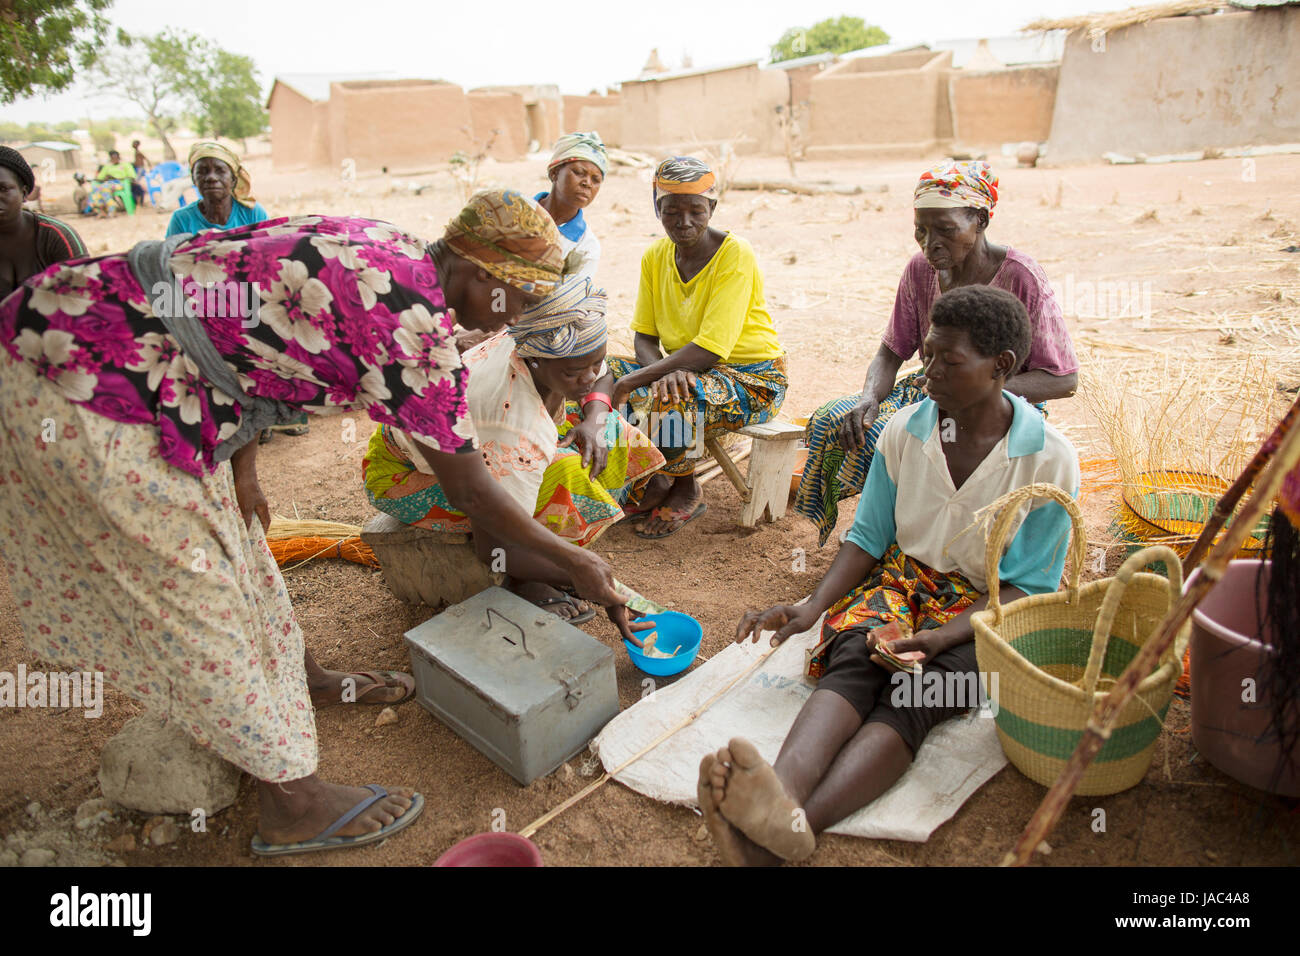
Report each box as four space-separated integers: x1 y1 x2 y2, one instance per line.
166 141 269 237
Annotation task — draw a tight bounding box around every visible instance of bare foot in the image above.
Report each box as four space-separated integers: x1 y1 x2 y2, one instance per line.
256 776 417 845
713 737 815 862
698 754 756 866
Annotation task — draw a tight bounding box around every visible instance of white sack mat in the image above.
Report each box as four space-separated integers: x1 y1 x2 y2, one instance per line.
592 615 1008 842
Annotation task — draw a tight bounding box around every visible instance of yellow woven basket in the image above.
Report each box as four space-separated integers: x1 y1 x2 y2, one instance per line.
971 484 1190 796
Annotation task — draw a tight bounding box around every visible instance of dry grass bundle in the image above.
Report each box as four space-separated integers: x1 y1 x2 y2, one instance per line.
1024 1 1228 36
265 517 363 540
1080 353 1282 554
265 517 379 571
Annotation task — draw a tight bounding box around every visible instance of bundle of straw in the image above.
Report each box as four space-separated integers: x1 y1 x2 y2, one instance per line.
264 517 379 571
1080 353 1283 556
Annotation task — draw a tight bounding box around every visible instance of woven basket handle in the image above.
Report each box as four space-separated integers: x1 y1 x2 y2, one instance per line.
984 483 1086 625
1080 544 1184 696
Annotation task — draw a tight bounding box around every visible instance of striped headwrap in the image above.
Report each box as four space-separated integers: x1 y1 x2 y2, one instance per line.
444 189 565 296
188 141 257 208
549 131 608 177
652 155 717 215
508 275 607 360
914 160 999 218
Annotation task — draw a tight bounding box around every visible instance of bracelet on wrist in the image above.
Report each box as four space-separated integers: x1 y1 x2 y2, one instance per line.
581 391 613 412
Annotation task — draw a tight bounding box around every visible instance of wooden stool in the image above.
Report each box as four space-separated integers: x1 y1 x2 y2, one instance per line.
704 421 805 527
361 512 500 607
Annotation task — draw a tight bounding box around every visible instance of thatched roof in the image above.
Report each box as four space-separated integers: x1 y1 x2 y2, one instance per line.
1023 1 1230 35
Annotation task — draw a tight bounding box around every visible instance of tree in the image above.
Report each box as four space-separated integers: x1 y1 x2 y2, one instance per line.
93 28 266 159
770 16 889 63
0 0 114 104
91 28 202 161
183 49 267 147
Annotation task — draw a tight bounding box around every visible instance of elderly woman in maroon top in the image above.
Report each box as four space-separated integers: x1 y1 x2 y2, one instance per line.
793 160 1078 546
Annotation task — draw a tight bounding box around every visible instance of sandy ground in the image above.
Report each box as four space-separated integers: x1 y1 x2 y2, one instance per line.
2 149 1299 867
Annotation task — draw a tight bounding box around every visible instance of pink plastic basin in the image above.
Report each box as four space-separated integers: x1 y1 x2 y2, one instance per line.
1187 560 1299 797
433 832 544 867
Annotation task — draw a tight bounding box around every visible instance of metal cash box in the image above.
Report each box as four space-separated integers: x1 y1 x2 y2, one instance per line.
403 587 619 785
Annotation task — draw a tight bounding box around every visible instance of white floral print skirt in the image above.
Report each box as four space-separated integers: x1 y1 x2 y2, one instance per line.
0 349 317 781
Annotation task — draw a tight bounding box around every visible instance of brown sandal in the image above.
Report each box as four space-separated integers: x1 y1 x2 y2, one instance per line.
349 670 417 706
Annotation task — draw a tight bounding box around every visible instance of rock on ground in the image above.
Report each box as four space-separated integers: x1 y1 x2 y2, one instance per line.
98 714 241 815
20 848 56 867
75 797 116 830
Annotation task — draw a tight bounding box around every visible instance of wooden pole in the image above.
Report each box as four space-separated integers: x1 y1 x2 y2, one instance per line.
1004 407 1300 866
1180 395 1300 574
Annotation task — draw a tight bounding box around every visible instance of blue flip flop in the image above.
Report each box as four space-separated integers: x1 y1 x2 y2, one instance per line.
250 786 425 858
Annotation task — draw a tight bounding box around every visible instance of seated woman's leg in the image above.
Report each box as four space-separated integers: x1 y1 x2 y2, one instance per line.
614 356 788 537
698 562 903 866
698 625 894 866
801 640 979 831
544 403 666 544
794 371 928 547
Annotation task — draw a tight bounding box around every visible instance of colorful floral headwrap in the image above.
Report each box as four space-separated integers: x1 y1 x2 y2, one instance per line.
652 156 717 216
188 141 257 208
509 275 607 360
443 189 565 296
549 131 608 178
914 160 999 218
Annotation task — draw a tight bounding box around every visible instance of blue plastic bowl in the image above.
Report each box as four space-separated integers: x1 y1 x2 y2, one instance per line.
623 611 703 676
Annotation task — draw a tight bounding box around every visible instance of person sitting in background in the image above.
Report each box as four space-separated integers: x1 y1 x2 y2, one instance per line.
166 141 269 236
95 149 144 211
535 131 606 281
364 276 664 626
0 146 87 300
608 156 787 539
72 173 90 215
701 286 1080 866
794 160 1078 547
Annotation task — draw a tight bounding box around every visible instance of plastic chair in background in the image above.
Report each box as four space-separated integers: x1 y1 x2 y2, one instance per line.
112 182 135 215
144 161 188 207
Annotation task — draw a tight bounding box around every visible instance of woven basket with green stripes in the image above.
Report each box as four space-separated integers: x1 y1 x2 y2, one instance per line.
971 485 1189 796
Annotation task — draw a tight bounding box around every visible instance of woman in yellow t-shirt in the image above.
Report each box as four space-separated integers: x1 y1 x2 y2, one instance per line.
609 156 787 539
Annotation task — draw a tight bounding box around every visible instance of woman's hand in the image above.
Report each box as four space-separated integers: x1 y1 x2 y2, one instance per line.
234 472 270 533
607 605 657 647
453 323 489 353
868 625 943 673
611 376 639 411
561 546 625 610
652 369 697 406
230 441 270 532
558 415 608 478
736 604 819 647
839 395 881 453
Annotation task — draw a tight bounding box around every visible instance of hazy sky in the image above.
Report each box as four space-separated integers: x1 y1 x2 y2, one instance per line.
4 0 1135 124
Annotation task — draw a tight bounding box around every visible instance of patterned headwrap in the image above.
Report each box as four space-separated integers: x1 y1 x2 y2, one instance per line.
549 131 608 177
188 141 257 208
914 160 999 218
652 156 717 215
444 189 565 296
0 145 35 195
508 275 607 360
